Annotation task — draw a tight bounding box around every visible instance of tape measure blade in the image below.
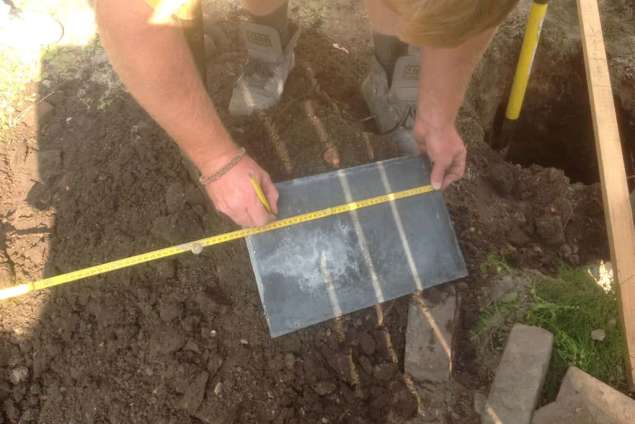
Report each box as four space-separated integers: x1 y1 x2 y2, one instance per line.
4 184 434 300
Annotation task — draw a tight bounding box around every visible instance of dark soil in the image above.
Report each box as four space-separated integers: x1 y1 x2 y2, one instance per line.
2 0 631 423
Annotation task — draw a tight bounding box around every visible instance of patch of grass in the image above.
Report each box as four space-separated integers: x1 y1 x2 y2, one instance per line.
473 263 627 402
479 253 512 276
525 266 627 400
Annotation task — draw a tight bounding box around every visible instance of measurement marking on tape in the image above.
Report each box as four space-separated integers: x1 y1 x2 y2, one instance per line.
0 185 435 300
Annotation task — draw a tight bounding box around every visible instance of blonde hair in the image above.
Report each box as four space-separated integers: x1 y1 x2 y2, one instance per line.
388 0 520 47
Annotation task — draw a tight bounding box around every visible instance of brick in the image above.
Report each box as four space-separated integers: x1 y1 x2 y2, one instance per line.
482 324 553 424
404 285 457 384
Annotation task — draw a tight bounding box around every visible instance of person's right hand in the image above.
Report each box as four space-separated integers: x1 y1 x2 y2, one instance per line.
201 150 278 227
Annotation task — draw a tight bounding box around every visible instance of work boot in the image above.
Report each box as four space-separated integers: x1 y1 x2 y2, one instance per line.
228 22 300 116
361 50 421 155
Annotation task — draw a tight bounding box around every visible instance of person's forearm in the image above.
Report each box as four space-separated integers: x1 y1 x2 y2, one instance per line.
415 28 495 132
96 0 236 175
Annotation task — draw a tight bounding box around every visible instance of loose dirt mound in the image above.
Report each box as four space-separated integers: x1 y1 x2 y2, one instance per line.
0 0 632 423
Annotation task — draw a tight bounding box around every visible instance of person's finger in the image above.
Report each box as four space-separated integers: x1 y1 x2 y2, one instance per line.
246 197 273 227
261 173 279 215
442 152 467 189
430 159 450 190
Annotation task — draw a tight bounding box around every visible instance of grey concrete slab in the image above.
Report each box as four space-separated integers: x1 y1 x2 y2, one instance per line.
246 156 467 337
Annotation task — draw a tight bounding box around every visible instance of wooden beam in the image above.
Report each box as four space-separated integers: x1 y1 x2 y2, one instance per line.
577 0 635 388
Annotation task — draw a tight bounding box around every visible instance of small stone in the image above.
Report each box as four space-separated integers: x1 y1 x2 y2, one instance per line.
313 381 337 396
213 382 223 396
591 329 606 342
240 339 248 346
9 366 29 385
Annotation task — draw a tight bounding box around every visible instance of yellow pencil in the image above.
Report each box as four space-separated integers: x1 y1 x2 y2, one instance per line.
250 176 273 214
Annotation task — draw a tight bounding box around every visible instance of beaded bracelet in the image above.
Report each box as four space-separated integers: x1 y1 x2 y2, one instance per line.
199 147 246 186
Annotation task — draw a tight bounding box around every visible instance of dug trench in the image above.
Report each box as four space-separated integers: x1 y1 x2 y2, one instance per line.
489 52 635 187
0 0 633 423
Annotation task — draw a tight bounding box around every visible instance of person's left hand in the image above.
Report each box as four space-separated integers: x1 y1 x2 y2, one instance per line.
413 123 466 190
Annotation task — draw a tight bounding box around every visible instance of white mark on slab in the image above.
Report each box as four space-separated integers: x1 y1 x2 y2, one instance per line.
258 220 360 293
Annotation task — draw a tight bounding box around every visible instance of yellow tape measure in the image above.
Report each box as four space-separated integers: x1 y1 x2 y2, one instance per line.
0 184 435 301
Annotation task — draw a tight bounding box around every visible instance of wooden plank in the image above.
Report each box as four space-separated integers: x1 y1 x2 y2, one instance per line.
577 0 635 388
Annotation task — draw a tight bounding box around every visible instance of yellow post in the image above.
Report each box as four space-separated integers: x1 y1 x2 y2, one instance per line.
505 0 549 120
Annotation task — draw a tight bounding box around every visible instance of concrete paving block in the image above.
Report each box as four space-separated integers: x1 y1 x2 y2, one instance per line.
552 366 635 423
482 324 553 424
532 397 604 424
404 285 457 384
